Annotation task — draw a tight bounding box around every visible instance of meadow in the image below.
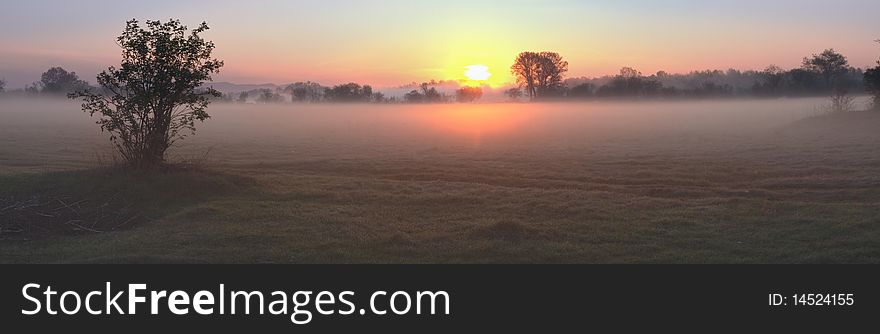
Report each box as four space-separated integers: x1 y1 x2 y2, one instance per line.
1 97 878 263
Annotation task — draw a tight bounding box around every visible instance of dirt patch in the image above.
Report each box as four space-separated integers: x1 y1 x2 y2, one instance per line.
0 167 255 240
0 194 143 239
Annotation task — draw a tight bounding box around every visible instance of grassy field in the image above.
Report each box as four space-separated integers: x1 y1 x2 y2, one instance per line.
1 97 879 263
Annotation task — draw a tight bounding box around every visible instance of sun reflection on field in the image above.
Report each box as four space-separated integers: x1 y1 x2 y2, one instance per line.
416 104 532 145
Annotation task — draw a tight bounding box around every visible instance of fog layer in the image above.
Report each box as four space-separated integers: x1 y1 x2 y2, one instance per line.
0 97 875 172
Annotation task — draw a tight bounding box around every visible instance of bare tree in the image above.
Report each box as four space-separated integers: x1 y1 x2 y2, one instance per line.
511 52 541 100
511 51 568 100
535 52 569 97
70 19 224 167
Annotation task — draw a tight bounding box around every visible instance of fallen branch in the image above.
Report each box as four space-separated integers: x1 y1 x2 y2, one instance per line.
65 220 103 233
113 214 141 230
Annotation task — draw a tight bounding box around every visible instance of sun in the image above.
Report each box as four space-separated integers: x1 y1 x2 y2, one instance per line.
464 65 492 81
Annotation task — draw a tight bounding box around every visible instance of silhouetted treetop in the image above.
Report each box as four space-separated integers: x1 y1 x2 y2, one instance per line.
802 49 851 88
619 67 641 78
324 82 373 102
535 52 568 97
283 81 325 103
40 67 90 94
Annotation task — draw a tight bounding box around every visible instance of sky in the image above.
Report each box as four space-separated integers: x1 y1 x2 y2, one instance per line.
1 0 879 88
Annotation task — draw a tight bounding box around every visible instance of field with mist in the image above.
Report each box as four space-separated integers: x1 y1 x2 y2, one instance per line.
1 97 879 263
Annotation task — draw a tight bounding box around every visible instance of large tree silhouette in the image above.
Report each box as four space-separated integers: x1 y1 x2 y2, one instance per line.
802 49 850 90
511 51 569 100
511 52 539 99
70 19 224 167
535 52 569 97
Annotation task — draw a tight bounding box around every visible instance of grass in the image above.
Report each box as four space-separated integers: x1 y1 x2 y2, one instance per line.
1 99 879 263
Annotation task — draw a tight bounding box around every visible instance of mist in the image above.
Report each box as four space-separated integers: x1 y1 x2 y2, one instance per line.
1 96 874 171
3 95 880 263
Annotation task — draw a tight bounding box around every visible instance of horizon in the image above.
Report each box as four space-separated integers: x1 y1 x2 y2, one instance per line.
1 0 879 89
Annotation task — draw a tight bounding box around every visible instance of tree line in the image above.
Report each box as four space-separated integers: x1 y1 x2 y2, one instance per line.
2 39 879 110
5 18 876 169
509 48 878 110
0 67 91 95
220 81 483 104
0 67 486 104
7 45 878 109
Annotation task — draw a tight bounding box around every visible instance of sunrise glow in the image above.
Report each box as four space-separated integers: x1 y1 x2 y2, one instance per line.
0 1 878 89
464 65 492 81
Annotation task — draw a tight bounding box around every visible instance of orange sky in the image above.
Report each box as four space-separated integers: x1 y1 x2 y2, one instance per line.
1 0 878 88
